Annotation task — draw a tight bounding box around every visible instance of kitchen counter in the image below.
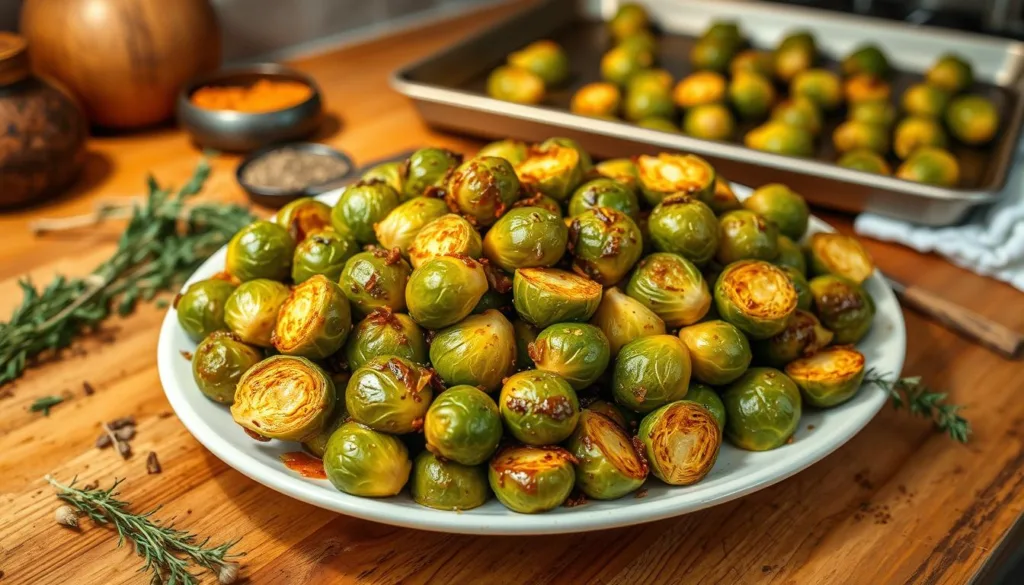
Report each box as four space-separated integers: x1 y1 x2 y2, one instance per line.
1 2 1022 584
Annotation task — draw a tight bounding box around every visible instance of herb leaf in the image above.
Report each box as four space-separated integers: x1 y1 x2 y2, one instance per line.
865 369 971 443
29 395 65 416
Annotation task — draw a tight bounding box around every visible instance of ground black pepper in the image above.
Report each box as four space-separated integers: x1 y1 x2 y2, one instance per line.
242 148 350 191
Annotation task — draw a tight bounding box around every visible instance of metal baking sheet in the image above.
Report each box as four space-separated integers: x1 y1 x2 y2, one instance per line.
391 0 1024 225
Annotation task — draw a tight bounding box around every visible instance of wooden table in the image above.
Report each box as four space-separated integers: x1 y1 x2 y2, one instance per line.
1 3 1023 584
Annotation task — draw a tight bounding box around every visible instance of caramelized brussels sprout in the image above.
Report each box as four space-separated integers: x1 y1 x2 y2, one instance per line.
344 308 428 371
360 161 403 194
487 65 545 104
292 228 359 284
624 85 675 122
809 274 875 344
849 100 897 128
231 355 336 441
513 318 540 370
589 287 666 357
301 403 349 458
446 156 521 227
224 279 290 347
946 94 999 145
569 178 640 219
324 421 411 497
782 265 813 312
601 45 653 86
744 184 808 241
543 137 593 172
345 355 434 434
690 38 734 73
770 97 822 135
842 44 890 78
685 384 726 430
508 40 570 86
638 400 721 484
567 410 648 499
478 139 530 166
728 71 776 120
402 147 462 200
430 310 516 392
895 147 960 187
529 323 610 390
514 193 563 217
489 445 576 513
773 31 817 82
513 267 602 328
791 68 842 111
374 196 449 256
926 53 973 94
275 198 333 243
499 369 580 444
339 249 412 315
786 346 866 407
647 195 718 265
751 309 832 368
608 2 650 41
678 320 752 385
636 117 679 133
837 150 892 175
635 153 716 206
424 385 502 465
672 71 726 108
568 207 644 285
225 221 296 282
722 367 801 451
683 103 735 141
406 255 488 329
627 252 711 327
407 214 483 270
843 75 891 105
571 82 622 117
272 275 352 359
332 181 401 245
191 331 262 404
586 399 635 429
744 121 814 157
483 207 567 272
411 451 490 511
901 83 951 119
594 157 638 190
807 233 875 284
716 209 779 265
176 278 236 342
702 176 743 215
832 120 889 155
613 334 691 413
516 142 586 202
731 49 774 77
715 260 798 339
774 235 807 275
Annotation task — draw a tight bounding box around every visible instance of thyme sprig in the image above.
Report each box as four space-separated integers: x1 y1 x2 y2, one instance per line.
29 395 65 416
865 369 971 443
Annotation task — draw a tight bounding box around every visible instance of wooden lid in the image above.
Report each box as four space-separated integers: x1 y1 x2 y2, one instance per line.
0 32 29 86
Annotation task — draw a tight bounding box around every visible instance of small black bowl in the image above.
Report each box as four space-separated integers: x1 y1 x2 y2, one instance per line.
236 142 356 208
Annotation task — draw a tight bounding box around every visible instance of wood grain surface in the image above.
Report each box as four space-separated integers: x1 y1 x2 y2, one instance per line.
1 3 1023 584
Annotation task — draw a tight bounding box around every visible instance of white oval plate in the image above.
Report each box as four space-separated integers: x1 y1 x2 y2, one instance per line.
157 184 905 535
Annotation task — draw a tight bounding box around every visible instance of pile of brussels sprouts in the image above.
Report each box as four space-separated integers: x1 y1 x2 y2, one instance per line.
176 136 880 514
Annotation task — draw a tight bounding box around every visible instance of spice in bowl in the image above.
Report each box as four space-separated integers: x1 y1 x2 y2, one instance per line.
190 79 313 113
241 146 351 192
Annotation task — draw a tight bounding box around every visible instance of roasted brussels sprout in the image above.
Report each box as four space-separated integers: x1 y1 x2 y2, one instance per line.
618 30 658 58
744 121 814 157
339 249 412 315
567 410 648 499
609 2 650 41
407 214 483 270
411 451 490 511
722 368 801 451
770 98 822 135
627 252 711 327
223 279 290 347
406 255 488 329
743 184 809 241
191 331 262 404
225 221 296 282
513 318 540 370
791 68 842 111
638 400 721 484
682 103 735 141
716 209 780 265
275 198 333 243
601 45 653 86
672 71 726 108
568 207 644 285
624 85 675 122
332 181 401 245
344 308 428 371
570 82 622 118
272 275 352 359
774 235 807 275
543 137 594 172
374 196 449 256
424 385 503 465
345 355 435 434
730 49 774 78
901 83 950 119
176 278 236 342
445 156 521 227
849 100 897 128
690 38 734 73
926 53 973 94
499 369 580 444
473 288 513 314
594 157 638 190
702 20 744 48
489 445 576 513
751 309 832 368
946 94 999 146
478 139 530 166
647 195 719 265
832 120 889 155
773 31 817 82
782 265 813 312
685 384 726 430
529 323 610 390
508 40 570 86
293 230 357 286
896 147 960 187
586 399 635 429
301 403 349 458
843 75 891 105
483 207 567 272
569 178 640 219
809 274 875 344
842 44 890 78
515 141 586 202
715 260 798 339
487 65 545 104
514 193 563 217
430 310 516 392
702 175 743 215
628 68 673 94
613 334 691 413
635 153 716 207
728 71 776 120
513 267 603 328
360 161 404 194
678 320 752 386
589 287 666 357
807 233 875 284
324 421 411 497
636 117 679 133
231 355 336 441
837 150 892 175
786 346 866 407
402 147 462 200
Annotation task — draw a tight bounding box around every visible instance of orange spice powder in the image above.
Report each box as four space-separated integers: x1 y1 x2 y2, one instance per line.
190 79 313 113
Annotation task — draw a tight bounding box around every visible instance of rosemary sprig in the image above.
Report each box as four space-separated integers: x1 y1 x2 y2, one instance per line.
865 369 971 443
29 395 65 416
45 475 244 584
0 160 256 388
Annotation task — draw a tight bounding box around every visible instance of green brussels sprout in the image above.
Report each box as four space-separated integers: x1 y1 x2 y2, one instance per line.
272 275 352 359
331 181 401 245
567 207 644 285
225 221 296 282
489 445 576 513
773 31 817 83
946 94 999 146
807 232 875 284
837 150 892 175
231 355 336 441
638 400 721 484
406 255 488 329
635 152 716 207
901 83 951 119
508 40 570 86
191 331 262 404
344 308 428 371
275 198 333 243
926 53 973 94
716 209 780 265
685 383 726 430
324 421 411 497
345 355 435 433
744 121 814 157
751 309 832 368
301 403 349 458
570 82 622 117
223 279 290 347
613 334 691 413
487 65 545 104
682 103 735 141
786 346 866 408
567 410 648 499
609 2 650 41
176 278 236 342
483 207 567 272
832 120 889 155
809 274 875 344
627 252 711 327
601 45 653 86
513 193 563 218
513 267 603 328
842 44 890 78
678 320 752 386
647 195 719 265
791 68 842 112
589 287 666 357
730 49 773 78
672 71 726 108
542 137 594 172
411 451 490 511
594 158 638 190
499 369 580 444
402 147 463 200
728 71 776 119
896 147 960 187
569 178 640 219
770 97 822 135
339 249 412 315
529 323 610 390
627 68 673 94
585 399 632 430
702 175 743 215
430 310 516 392
715 260 798 339
407 214 483 270
424 385 503 465
636 117 679 132
374 196 449 256
624 84 675 122
782 265 813 312
843 75 891 105
291 228 359 284
775 235 807 275
850 101 897 129
446 156 522 227
513 318 540 370
473 288 513 314
722 367 801 451
360 161 404 194
702 20 744 47
743 183 809 241
515 142 586 202
618 29 658 58
478 139 530 166
690 38 734 73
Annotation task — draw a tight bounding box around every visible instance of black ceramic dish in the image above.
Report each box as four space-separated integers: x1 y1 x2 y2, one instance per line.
236 142 356 208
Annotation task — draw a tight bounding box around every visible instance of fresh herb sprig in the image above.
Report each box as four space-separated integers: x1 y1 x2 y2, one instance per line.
29 395 65 416
864 369 971 443
46 475 244 584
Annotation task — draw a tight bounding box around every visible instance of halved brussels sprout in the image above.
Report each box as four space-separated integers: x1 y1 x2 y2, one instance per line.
430 310 516 392
601 45 653 86
838 150 892 175
926 53 973 94
678 320 752 385
516 142 586 202
791 68 842 111
324 421 410 497
672 71 726 108
487 65 545 104
773 31 817 82
513 318 540 370
744 121 814 157
624 84 675 122
589 286 666 358
291 228 359 284
407 214 483 270
360 161 403 195
594 158 638 190
543 137 593 172
231 355 336 441
424 385 503 465
446 156 522 227
946 95 999 146
627 252 711 327
275 198 333 243
483 207 567 273
406 255 488 329
567 410 648 499
743 183 809 241
571 81 622 118
618 30 659 60
638 400 721 484
635 153 716 207
685 383 726 430
690 38 734 73
901 83 951 119
224 279 290 347
832 120 889 155
176 278 236 342
608 2 650 41
585 399 631 430
191 331 262 404
402 147 463 200
807 233 875 284
775 235 807 275
682 103 736 141
569 178 640 219
702 175 743 215
332 181 401 245
489 445 576 513
499 369 580 444
647 195 719 265
782 265 813 311
896 147 960 187
722 367 801 451
513 267 602 328
751 309 833 368
850 100 897 128
843 75 891 105
842 44 890 78
568 207 644 285
529 323 610 390
636 117 679 133
339 249 412 315
730 49 773 78
716 209 780 265
786 346 866 407
508 40 570 86
809 274 875 344
478 139 530 166
345 355 435 434
715 260 798 339
770 97 822 135
273 275 353 359
411 451 490 511
728 71 776 119
374 196 449 256
613 334 691 413
344 308 428 371
301 403 349 458
225 221 296 282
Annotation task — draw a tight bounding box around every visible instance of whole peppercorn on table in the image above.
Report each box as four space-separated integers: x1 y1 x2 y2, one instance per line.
0 2 1023 584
